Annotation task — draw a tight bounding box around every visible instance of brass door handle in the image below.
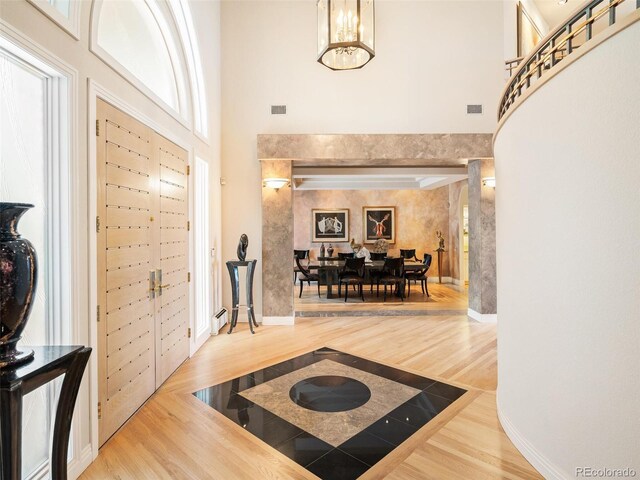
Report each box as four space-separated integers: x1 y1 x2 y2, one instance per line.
155 284 170 290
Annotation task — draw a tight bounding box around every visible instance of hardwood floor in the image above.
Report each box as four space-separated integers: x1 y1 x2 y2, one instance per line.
295 283 469 315
80 314 541 479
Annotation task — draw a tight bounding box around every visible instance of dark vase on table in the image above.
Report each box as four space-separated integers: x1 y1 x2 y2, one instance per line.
327 244 334 257
0 202 37 368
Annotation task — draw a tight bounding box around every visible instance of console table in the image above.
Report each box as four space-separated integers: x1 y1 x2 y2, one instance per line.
226 260 259 334
0 346 91 480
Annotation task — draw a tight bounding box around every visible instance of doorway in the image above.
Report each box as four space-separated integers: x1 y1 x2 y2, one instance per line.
459 185 469 286
96 99 190 445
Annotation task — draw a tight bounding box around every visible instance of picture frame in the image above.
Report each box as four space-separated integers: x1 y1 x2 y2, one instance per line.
517 1 543 58
363 206 395 244
311 208 349 242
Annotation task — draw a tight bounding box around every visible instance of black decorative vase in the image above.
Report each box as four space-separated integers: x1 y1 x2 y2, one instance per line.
0 202 37 368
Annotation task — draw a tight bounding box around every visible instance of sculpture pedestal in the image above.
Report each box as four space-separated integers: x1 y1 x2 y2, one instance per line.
226 260 259 334
435 249 446 284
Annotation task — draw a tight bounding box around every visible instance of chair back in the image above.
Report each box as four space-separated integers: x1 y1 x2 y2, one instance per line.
338 252 355 259
400 249 417 260
417 253 433 276
382 257 404 277
295 255 311 277
341 256 365 277
370 252 386 261
294 249 309 259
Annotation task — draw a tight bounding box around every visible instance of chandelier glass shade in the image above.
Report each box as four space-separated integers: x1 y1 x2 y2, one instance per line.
317 0 375 70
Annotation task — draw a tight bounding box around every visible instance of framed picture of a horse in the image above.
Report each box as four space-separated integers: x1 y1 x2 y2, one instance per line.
363 206 395 244
312 209 349 242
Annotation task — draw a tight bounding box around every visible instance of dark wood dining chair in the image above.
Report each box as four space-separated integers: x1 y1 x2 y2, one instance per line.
337 252 355 259
400 249 418 261
293 250 310 282
377 257 405 302
368 252 386 292
295 255 320 298
404 253 432 297
337 257 365 302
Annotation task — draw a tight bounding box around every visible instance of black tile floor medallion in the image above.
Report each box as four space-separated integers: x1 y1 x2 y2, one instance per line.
193 347 466 480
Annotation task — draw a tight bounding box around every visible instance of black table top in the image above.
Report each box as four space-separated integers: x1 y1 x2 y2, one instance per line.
0 346 86 390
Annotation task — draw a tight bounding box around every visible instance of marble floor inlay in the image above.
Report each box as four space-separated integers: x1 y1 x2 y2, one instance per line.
193 347 466 480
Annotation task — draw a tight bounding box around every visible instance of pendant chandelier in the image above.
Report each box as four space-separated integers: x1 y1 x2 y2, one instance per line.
317 0 375 71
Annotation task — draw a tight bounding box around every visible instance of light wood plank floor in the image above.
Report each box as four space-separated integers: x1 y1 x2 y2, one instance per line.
81 315 541 479
295 283 469 315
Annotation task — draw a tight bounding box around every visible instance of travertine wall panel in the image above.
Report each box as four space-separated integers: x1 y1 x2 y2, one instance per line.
261 160 293 318
293 187 451 278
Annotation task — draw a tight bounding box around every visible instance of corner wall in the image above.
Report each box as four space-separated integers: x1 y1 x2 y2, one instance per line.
494 19 640 478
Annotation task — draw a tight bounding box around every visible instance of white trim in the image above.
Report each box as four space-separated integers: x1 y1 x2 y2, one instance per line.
496 394 566 480
25 0 81 40
427 276 453 284
467 308 497 323
67 445 94 480
262 316 294 326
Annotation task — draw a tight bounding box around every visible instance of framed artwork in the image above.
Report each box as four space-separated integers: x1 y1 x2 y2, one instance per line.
312 209 349 242
363 206 395 244
517 2 543 58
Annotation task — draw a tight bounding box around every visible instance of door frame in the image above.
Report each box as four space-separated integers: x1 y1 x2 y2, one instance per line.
88 80 196 460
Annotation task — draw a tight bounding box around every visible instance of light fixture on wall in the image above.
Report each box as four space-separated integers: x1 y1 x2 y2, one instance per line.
317 0 375 71
262 178 290 191
482 177 496 188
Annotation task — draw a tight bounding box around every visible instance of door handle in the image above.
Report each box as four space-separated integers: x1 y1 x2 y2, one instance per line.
149 270 156 299
155 269 169 296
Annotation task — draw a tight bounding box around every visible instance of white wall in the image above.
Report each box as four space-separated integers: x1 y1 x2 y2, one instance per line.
494 20 640 479
221 0 505 317
0 1 221 477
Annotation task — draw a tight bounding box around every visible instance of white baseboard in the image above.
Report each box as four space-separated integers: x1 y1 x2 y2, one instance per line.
427 276 453 283
68 444 94 480
496 394 567 480
262 316 294 325
467 308 497 323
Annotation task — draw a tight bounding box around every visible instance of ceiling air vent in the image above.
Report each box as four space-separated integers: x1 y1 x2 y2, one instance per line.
467 104 483 115
271 105 287 115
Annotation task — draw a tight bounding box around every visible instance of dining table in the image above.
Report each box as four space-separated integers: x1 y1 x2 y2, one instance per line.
295 259 425 299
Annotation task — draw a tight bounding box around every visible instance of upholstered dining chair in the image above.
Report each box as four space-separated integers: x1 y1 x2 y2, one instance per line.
399 249 419 261
368 252 386 292
404 253 432 297
293 249 310 282
377 257 405 302
295 255 320 298
337 257 365 302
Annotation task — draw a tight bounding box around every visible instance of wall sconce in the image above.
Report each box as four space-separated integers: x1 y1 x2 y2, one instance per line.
262 178 290 191
482 177 496 188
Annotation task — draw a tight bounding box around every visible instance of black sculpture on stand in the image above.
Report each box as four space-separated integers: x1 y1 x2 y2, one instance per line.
227 234 259 334
237 233 248 261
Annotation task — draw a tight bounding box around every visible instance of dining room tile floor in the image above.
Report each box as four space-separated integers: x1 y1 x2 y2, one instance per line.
193 347 466 480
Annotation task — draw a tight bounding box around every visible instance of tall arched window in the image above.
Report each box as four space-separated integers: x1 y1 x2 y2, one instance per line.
93 0 190 121
92 0 208 134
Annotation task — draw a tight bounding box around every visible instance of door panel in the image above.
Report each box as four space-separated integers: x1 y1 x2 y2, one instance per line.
97 99 190 446
156 139 190 385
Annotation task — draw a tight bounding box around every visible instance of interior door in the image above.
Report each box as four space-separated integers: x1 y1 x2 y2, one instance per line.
97 99 190 445
156 136 190 385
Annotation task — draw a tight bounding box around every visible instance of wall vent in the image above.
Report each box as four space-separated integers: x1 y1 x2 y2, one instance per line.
467 104 483 114
271 105 287 115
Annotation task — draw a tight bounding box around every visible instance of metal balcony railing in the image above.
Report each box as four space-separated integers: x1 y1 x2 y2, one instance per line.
499 0 639 120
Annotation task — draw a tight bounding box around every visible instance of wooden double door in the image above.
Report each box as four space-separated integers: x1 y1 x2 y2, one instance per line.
96 99 190 445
